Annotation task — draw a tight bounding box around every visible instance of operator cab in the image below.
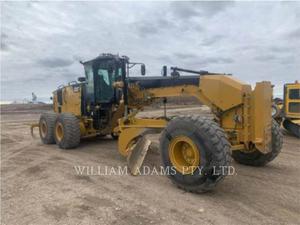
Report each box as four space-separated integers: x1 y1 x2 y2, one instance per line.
82 54 128 105
79 53 145 130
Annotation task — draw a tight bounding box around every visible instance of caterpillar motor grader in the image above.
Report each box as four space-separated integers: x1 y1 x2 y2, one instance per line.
272 81 300 138
32 53 283 193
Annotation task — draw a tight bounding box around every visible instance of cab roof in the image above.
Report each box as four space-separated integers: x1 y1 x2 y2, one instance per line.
82 53 129 65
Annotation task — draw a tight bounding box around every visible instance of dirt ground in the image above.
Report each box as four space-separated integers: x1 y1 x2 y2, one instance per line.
1 104 300 225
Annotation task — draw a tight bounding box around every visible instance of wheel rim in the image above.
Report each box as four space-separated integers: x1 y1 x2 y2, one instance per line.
55 122 64 142
272 106 277 117
169 136 200 174
40 120 47 138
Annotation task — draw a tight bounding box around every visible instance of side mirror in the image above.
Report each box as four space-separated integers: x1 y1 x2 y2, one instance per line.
78 77 86 82
141 64 146 76
162 66 167 76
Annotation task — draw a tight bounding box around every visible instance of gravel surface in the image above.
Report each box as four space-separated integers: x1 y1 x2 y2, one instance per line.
1 105 299 225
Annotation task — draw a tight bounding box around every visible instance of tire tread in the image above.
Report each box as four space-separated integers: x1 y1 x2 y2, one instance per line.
160 115 231 193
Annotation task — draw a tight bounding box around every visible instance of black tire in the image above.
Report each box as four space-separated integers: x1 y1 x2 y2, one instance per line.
160 116 231 193
39 112 57 144
232 120 283 166
54 113 80 149
283 119 300 138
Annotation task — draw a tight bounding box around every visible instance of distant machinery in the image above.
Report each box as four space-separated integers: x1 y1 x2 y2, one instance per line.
273 81 300 138
32 92 37 104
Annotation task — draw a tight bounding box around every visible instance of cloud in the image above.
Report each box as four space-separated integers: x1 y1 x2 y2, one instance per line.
170 1 234 19
198 57 234 66
174 53 197 60
200 35 224 46
1 1 299 101
36 57 74 68
156 18 175 28
135 21 159 37
1 32 9 51
72 55 84 63
1 33 8 39
170 2 200 19
268 46 292 53
253 54 295 64
132 16 178 38
287 27 300 39
175 53 234 65
159 54 234 67
279 55 295 64
1 42 9 51
254 55 277 62
197 1 235 15
155 55 174 64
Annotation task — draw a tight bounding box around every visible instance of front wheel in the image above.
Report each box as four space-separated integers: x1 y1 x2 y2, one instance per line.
232 120 283 166
160 116 231 193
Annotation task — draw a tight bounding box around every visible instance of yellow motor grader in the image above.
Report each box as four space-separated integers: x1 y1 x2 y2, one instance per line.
33 53 282 193
272 81 300 138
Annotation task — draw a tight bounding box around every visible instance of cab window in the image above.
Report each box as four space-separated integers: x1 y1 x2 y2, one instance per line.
289 89 300 100
98 69 110 85
95 67 114 102
84 63 94 101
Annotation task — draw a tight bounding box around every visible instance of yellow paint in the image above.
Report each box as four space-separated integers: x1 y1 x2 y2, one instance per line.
168 135 200 174
50 73 275 156
250 82 272 153
55 122 64 142
284 82 300 119
118 117 167 156
199 75 251 111
118 127 146 156
290 119 300 125
121 75 274 155
53 85 81 116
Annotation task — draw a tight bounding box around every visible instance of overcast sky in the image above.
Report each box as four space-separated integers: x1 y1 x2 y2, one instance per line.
1 1 300 102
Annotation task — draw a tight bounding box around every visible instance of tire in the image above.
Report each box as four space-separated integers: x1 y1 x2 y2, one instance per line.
54 113 80 149
232 120 283 166
274 98 283 105
39 112 57 144
283 119 300 138
272 103 281 119
160 116 231 193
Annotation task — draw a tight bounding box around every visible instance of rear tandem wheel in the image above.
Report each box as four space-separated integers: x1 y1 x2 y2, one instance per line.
54 113 81 149
232 120 283 166
39 112 57 144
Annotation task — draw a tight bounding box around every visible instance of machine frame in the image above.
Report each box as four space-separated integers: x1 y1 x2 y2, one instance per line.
31 53 283 193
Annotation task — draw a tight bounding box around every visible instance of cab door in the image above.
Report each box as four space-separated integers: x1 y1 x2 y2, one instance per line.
96 68 114 103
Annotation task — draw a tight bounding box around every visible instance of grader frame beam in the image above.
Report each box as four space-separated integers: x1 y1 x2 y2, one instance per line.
118 75 272 157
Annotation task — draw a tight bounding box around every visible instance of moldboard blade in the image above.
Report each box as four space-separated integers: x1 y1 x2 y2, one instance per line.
127 136 152 176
